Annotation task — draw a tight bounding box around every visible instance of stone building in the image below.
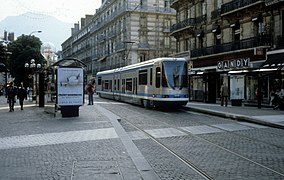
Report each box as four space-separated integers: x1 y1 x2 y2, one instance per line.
170 0 284 105
62 0 176 80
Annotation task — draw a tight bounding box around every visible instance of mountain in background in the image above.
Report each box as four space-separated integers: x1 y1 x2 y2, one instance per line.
0 13 73 51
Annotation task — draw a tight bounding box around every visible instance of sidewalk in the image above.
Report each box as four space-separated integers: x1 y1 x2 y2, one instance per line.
1 96 284 129
0 95 159 179
185 101 284 129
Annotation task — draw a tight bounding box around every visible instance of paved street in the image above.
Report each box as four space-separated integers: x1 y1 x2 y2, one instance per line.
1 95 284 179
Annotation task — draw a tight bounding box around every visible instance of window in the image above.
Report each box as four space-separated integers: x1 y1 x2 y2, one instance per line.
122 79 125 93
139 69 148 85
156 67 161 88
164 36 170 49
150 68 153 85
98 77 102 85
104 80 109 90
126 78 132 92
114 80 116 90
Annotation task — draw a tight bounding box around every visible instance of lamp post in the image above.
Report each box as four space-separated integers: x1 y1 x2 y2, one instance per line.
29 30 42 36
25 59 42 106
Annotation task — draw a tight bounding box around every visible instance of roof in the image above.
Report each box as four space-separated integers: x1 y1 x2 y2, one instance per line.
51 58 87 68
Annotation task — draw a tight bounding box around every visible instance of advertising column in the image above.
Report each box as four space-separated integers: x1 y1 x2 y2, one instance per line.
57 67 84 117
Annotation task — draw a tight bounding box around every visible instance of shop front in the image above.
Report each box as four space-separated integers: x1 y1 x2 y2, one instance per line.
189 48 269 105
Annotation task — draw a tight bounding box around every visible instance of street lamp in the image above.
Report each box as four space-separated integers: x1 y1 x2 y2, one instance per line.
29 30 42 36
25 59 42 105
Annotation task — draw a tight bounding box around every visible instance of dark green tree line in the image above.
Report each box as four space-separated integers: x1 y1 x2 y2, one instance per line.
7 35 45 86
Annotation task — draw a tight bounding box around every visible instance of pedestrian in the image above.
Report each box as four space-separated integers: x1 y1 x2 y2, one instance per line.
6 82 17 112
17 83 27 110
85 83 94 105
220 82 229 107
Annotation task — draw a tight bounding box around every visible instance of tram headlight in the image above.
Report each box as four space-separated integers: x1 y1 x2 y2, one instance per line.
162 95 169 98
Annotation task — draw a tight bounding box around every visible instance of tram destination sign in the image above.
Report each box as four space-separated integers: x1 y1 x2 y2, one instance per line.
217 57 250 70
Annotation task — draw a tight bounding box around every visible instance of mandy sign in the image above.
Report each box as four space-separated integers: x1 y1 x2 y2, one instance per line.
57 67 84 106
217 57 250 70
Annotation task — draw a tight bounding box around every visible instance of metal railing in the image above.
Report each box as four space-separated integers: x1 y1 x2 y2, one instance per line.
171 15 206 33
190 34 272 58
221 0 264 15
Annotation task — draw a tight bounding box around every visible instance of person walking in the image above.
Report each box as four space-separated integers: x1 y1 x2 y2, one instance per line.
7 82 17 112
86 83 94 105
220 83 229 107
17 83 27 110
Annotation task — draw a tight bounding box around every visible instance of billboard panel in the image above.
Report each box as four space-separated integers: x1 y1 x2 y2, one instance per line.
57 68 84 106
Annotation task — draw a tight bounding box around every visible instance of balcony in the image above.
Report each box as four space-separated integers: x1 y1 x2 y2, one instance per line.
171 18 196 33
221 0 264 16
265 0 284 5
190 34 271 58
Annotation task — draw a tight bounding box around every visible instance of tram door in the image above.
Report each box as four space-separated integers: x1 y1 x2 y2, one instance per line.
153 65 162 96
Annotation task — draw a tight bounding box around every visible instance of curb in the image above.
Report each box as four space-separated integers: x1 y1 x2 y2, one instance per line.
183 106 284 130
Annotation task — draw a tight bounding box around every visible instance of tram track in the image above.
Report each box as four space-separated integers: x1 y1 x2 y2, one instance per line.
118 109 284 179
98 101 284 179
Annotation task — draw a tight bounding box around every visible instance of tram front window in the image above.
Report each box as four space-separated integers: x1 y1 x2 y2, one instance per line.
162 61 188 89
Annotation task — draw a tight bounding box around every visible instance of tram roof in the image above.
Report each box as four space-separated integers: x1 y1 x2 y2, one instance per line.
96 57 186 76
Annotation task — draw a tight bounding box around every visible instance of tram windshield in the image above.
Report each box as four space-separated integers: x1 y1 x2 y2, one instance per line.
162 61 188 89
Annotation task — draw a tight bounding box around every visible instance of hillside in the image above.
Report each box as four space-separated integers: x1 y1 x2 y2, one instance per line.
0 13 73 51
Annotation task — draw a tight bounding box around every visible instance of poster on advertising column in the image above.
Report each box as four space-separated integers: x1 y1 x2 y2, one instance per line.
57 67 84 106
230 75 244 99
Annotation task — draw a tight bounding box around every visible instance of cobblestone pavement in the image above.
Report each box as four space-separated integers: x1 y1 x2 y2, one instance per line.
0 96 158 180
1 95 284 179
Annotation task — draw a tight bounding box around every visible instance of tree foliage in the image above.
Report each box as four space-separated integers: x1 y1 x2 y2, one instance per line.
7 35 45 86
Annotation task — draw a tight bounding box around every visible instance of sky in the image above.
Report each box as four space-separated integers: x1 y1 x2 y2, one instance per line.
0 0 102 23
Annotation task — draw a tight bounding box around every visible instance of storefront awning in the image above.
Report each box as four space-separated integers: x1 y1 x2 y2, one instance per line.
262 53 284 68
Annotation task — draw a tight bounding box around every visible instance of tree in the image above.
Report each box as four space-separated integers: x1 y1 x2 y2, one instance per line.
0 43 7 65
7 35 45 86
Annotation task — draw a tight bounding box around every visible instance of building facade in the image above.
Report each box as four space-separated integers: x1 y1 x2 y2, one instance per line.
62 0 176 80
170 0 284 105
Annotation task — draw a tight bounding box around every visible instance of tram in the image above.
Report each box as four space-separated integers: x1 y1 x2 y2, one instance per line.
96 57 189 108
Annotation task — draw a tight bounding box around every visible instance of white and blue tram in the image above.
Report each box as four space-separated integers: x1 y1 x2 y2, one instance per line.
96 58 189 108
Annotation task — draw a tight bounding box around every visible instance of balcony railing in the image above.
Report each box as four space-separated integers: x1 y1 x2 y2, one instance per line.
171 15 206 33
190 34 271 58
221 0 264 15
171 18 196 32
265 0 284 5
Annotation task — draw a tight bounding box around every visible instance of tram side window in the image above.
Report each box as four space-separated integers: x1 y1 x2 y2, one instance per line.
156 67 161 88
98 77 102 85
104 80 108 90
126 78 132 92
150 68 152 85
122 79 125 93
114 80 116 91
117 79 120 91
109 80 112 91
139 69 148 85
